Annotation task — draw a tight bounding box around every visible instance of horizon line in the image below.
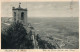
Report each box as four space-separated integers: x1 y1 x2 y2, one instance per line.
1 16 78 18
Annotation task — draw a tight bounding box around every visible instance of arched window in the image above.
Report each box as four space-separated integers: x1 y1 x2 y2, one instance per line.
14 12 16 21
21 12 24 20
14 12 16 17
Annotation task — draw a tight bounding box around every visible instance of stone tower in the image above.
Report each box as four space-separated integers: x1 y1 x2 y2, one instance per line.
12 3 27 27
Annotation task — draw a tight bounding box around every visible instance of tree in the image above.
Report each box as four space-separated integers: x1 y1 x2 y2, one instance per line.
1 22 28 49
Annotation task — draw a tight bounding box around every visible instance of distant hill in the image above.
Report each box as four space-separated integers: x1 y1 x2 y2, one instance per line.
1 17 79 49
1 17 13 23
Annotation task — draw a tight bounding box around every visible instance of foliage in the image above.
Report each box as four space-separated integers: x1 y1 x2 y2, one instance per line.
36 34 57 49
1 22 34 49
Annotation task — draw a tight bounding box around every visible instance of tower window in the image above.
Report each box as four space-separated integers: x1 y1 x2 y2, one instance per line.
21 12 24 20
14 12 16 17
14 12 16 21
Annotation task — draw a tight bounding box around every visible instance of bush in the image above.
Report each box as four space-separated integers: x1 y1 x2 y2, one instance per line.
1 22 28 49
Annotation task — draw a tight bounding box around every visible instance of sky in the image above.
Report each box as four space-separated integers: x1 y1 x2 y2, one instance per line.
1 2 79 17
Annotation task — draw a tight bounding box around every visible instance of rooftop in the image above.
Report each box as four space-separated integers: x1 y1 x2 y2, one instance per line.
12 3 27 11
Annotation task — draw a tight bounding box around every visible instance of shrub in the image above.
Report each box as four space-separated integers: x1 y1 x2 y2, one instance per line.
1 22 28 49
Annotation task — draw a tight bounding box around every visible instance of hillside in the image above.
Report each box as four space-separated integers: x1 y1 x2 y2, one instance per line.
1 17 79 49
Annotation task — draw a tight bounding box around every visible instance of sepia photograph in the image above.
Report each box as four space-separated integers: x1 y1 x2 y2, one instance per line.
1 1 79 49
